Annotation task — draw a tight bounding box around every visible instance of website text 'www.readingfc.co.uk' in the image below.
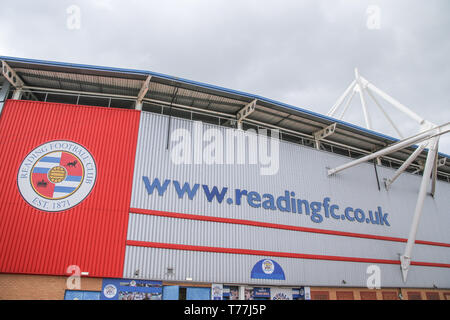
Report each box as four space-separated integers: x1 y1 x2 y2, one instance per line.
142 177 391 226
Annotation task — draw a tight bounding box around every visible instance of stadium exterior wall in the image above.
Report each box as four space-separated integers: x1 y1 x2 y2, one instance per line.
0 99 449 299
125 112 450 288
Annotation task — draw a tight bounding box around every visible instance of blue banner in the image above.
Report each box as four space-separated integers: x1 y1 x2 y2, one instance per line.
101 278 163 300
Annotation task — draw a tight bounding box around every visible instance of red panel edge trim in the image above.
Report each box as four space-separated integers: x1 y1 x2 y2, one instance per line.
125 240 450 268
129 208 450 248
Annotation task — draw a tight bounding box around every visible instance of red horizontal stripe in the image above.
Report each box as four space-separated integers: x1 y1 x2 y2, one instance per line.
130 208 450 248
125 240 450 268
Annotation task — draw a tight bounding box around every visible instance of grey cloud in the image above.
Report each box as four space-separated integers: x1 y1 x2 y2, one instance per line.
1 0 449 152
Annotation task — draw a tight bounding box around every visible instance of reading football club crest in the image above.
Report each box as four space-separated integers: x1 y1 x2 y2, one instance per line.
17 140 97 212
262 260 275 274
103 284 118 299
250 259 285 280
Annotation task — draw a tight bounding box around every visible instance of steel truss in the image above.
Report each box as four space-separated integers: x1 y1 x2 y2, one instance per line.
327 69 449 282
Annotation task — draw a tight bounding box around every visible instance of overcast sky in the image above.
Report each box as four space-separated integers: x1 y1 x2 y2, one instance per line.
1 0 449 153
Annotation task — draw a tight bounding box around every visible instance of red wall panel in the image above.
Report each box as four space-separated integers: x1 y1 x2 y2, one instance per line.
0 100 140 278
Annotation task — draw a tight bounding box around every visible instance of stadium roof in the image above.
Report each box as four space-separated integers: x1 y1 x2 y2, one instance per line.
1 55 449 180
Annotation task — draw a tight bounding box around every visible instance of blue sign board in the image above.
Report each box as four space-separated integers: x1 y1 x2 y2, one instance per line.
64 290 100 300
292 287 305 300
253 287 271 298
250 259 285 280
101 278 163 300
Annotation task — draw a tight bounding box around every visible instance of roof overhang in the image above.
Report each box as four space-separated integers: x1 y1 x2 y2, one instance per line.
1 56 449 179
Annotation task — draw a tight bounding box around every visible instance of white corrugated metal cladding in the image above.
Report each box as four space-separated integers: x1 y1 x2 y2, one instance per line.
125 112 450 288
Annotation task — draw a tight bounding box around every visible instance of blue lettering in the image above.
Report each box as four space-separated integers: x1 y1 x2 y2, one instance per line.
310 202 323 223
378 207 390 226
354 208 365 223
247 191 261 208
323 197 331 218
344 207 355 221
235 189 248 205
276 191 291 212
262 194 276 210
202 185 228 204
144 178 392 228
173 180 199 200
142 177 170 196
330 204 340 219
296 199 310 215
368 210 379 225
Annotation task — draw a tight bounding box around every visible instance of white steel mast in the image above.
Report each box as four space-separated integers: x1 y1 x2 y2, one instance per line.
326 69 449 283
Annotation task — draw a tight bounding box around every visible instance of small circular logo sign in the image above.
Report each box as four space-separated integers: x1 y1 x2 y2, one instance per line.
17 140 97 212
103 284 117 299
262 259 275 275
